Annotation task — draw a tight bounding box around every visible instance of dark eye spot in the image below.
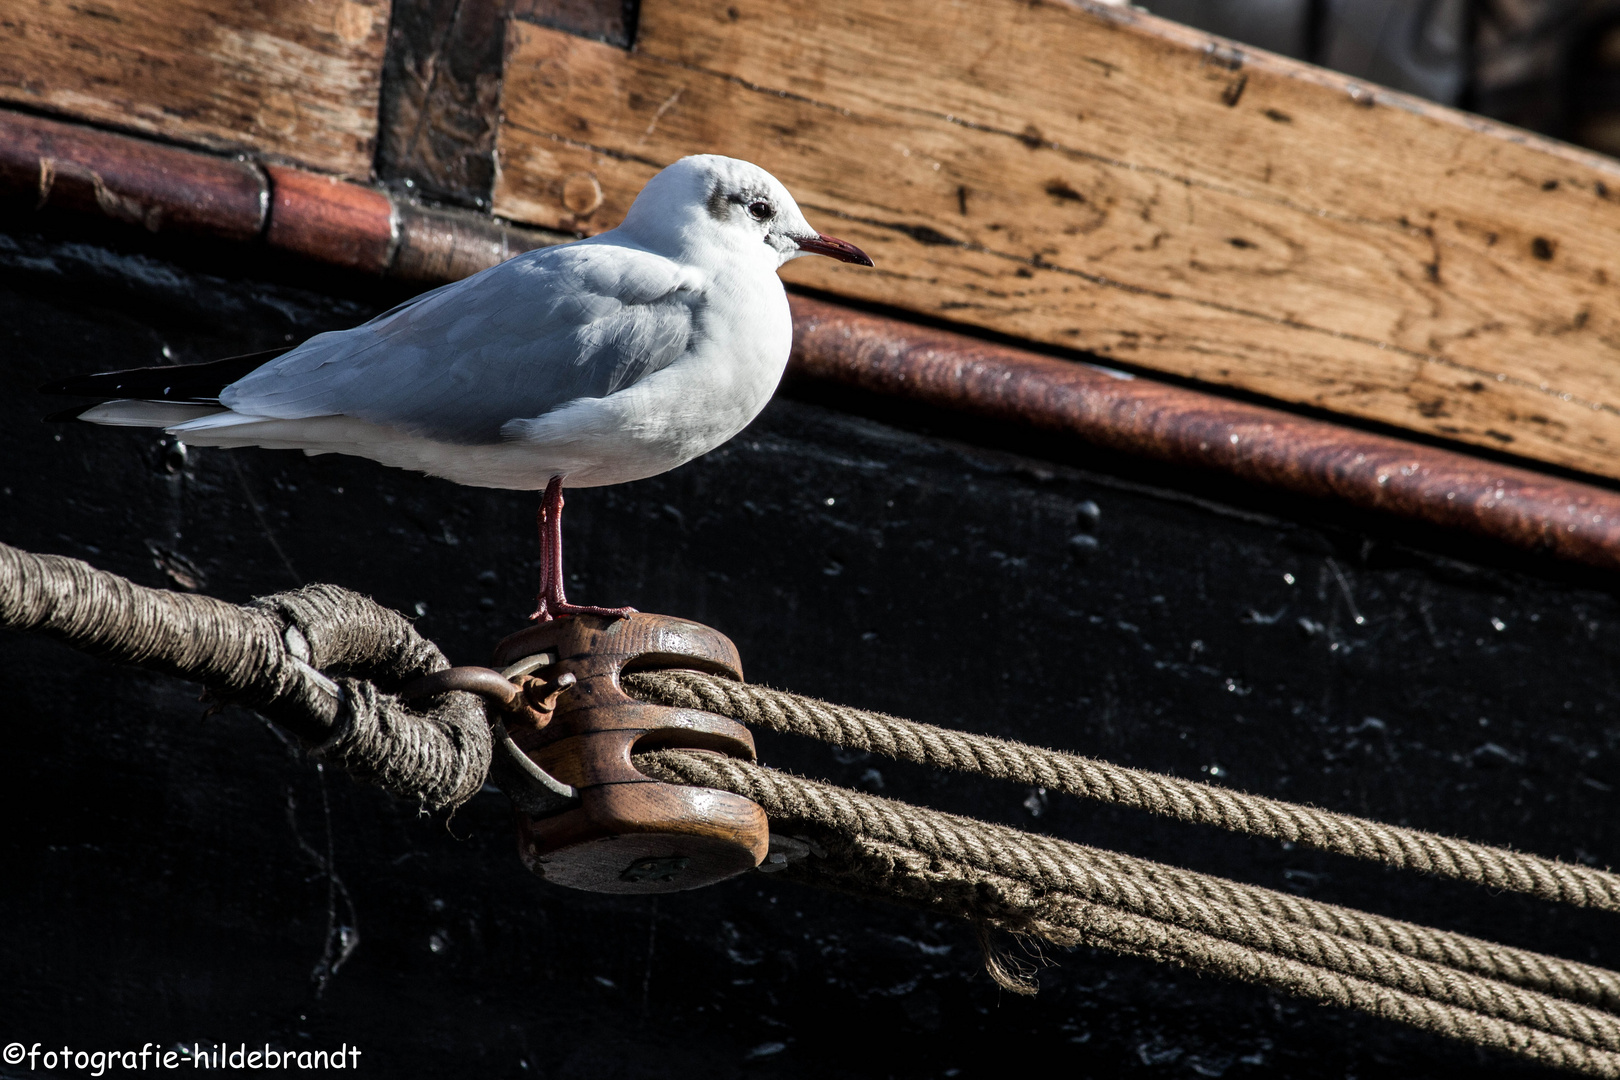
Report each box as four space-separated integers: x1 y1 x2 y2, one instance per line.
748 200 774 221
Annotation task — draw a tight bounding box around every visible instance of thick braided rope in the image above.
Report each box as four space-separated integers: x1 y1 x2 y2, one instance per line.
636 751 1620 1061
629 671 1620 1009
0 542 290 697
796 834 1620 1077
626 671 1620 911
0 542 489 811
1082 841 1620 1013
799 828 1612 1061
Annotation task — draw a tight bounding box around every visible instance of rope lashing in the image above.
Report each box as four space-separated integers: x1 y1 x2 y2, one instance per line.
636 750 1620 1077
0 542 488 811
623 670 1620 913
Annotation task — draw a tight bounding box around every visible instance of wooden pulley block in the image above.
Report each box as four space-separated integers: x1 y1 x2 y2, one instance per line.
490 613 769 894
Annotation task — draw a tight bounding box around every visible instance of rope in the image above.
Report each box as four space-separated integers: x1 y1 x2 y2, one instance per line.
1088 846 1620 1014
636 749 1620 1076
6 538 1617 1070
801 833 1620 1075
625 671 1620 912
0 541 489 811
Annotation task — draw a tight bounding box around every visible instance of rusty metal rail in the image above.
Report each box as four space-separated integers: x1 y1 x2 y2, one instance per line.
788 299 1620 573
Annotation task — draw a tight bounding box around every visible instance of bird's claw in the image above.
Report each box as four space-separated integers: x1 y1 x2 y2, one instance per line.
529 602 639 624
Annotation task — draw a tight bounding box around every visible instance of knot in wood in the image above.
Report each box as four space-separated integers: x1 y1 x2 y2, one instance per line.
560 171 604 216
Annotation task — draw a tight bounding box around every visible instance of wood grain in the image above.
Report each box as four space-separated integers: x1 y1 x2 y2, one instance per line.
376 0 507 206
493 3 1620 480
0 0 389 177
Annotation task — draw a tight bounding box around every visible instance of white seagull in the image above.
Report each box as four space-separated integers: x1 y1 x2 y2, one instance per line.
44 155 873 620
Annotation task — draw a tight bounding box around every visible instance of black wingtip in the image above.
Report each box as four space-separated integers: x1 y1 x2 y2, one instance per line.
37 346 294 402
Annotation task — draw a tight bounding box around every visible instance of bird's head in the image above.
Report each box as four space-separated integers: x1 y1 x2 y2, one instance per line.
619 155 873 271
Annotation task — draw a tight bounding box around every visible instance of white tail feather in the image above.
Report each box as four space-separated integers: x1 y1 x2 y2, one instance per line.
77 401 225 428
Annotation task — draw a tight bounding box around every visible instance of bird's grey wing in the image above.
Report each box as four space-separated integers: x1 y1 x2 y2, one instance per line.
218 243 700 444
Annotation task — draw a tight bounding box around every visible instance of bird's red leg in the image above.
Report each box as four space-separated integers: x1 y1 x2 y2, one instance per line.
530 476 563 621
529 475 637 623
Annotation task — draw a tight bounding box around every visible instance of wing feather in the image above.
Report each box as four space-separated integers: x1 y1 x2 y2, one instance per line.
219 241 701 444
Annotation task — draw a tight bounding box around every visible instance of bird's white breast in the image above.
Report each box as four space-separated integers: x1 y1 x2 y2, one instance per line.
496 266 794 488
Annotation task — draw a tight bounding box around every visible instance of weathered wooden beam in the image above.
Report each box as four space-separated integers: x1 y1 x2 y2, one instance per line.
492 0 1620 481
374 0 637 208
0 0 391 177
376 0 508 207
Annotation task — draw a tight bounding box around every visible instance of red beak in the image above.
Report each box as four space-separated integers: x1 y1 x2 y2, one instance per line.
795 233 874 266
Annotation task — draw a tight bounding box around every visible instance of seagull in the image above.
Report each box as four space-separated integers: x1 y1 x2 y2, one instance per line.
41 155 874 621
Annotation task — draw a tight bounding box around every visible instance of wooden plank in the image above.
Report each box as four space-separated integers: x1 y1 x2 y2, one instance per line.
0 0 389 177
492 4 1620 481
374 0 630 206
375 0 506 205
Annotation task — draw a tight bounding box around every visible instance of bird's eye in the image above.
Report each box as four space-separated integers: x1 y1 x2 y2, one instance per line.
747 200 774 221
